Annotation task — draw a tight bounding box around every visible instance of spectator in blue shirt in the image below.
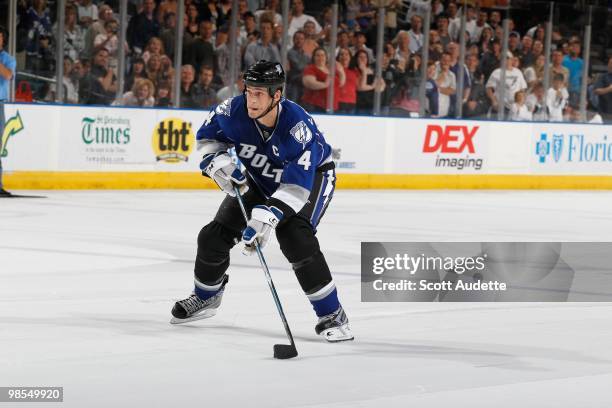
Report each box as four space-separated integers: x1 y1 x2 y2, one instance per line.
0 26 16 196
562 40 584 106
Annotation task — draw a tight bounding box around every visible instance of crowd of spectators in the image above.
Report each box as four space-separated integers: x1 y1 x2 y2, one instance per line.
10 0 612 122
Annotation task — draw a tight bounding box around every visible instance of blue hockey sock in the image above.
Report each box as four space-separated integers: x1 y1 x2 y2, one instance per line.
307 281 341 317
193 277 225 301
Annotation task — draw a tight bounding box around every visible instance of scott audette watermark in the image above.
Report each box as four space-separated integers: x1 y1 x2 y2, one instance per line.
369 252 507 292
372 278 506 292
361 242 612 302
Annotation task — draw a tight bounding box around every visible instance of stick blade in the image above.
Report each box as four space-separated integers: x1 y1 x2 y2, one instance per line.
273 344 298 359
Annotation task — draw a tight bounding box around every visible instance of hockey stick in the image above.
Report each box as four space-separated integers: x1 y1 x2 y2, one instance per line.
233 186 298 360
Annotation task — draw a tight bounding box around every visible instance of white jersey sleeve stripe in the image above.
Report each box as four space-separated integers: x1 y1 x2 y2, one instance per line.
197 139 231 155
271 183 310 213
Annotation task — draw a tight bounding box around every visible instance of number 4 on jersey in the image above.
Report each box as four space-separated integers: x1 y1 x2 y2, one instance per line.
298 150 311 170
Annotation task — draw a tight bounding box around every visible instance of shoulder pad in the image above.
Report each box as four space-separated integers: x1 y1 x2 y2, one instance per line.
215 97 233 117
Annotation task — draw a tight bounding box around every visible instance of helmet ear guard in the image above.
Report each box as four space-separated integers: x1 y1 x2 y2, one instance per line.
267 85 284 99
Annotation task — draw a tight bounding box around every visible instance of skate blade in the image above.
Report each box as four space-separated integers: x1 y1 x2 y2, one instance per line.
319 324 354 342
169 309 217 324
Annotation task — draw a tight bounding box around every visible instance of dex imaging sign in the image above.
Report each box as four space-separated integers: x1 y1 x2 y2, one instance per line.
422 124 484 171
533 126 612 173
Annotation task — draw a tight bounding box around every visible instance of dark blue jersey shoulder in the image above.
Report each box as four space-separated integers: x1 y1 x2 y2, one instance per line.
196 95 333 197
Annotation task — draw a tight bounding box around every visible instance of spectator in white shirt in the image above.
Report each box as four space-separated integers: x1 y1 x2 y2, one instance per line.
77 0 99 28
526 81 549 121
407 15 424 54
469 10 490 44
546 73 569 122
510 90 532 121
446 2 460 40
254 0 282 26
407 0 430 20
435 52 457 117
287 0 321 38
486 51 528 113
450 5 476 42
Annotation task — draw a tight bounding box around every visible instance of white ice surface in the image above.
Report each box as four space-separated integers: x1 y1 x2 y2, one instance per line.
2 190 612 408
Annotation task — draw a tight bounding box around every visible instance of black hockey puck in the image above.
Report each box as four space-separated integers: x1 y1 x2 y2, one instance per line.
273 344 298 359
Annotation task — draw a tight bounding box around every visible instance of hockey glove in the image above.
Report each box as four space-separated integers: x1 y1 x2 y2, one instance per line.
241 205 284 255
200 152 248 197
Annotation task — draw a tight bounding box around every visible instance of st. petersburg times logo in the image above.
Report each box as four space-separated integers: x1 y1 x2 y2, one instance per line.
1 111 25 158
536 133 563 163
152 118 194 163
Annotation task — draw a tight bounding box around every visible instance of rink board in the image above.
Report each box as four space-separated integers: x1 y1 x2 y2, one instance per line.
2 103 612 189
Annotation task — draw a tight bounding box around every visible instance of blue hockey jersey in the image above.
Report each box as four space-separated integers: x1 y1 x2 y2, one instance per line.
196 94 333 213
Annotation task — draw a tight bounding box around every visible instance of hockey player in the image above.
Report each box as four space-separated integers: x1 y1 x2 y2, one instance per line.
170 60 353 342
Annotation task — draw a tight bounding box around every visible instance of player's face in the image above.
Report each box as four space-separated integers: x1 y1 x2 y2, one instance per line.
245 86 274 118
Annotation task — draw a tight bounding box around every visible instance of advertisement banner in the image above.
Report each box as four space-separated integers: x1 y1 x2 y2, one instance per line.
3 103 611 176
532 123 612 174
2 105 57 171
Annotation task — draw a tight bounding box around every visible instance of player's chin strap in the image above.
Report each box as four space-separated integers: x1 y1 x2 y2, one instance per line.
253 96 280 120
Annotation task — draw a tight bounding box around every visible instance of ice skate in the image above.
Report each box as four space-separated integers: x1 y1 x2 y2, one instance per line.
315 306 354 342
170 276 228 324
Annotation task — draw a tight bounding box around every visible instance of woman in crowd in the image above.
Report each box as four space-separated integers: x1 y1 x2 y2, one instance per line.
479 27 494 56
57 5 84 63
146 53 163 88
185 4 201 38
337 47 359 114
142 37 165 64
302 47 346 113
354 49 385 114
523 54 546 91
124 57 147 92
114 78 156 107
159 55 175 85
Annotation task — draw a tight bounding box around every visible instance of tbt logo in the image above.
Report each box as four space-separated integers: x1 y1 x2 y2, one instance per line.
422 125 483 171
152 118 194 163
